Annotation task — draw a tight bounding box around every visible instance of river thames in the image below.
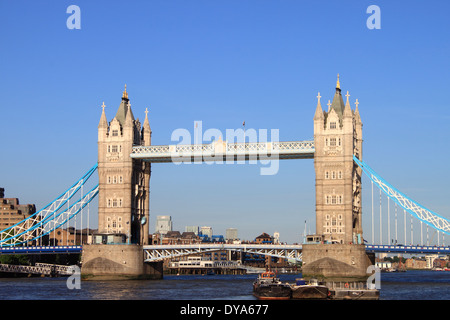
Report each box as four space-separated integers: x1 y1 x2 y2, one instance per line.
0 270 448 300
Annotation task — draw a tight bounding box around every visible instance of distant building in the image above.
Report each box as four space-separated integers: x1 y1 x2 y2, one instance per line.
46 227 95 246
185 226 200 235
0 188 36 231
200 226 213 240
273 232 280 244
255 232 273 244
156 215 172 236
405 258 427 270
226 228 238 241
161 230 201 245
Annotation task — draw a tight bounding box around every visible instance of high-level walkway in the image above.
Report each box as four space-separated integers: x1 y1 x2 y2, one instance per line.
131 140 315 162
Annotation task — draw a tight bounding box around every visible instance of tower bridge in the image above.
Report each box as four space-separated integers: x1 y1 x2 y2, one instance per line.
1 76 449 280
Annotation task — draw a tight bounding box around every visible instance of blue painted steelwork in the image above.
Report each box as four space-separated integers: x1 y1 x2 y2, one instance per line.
1 243 447 257
365 244 450 254
0 164 98 246
24 185 99 244
353 155 450 236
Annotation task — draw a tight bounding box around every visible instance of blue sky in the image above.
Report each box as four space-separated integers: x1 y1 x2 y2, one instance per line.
1 1 449 244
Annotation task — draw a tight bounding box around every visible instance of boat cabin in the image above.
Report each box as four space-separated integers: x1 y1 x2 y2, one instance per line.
259 271 276 279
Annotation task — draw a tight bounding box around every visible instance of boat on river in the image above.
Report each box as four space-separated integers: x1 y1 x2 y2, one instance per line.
290 278 329 300
252 271 291 300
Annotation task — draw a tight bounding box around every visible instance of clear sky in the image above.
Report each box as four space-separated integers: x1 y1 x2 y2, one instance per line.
1 1 449 244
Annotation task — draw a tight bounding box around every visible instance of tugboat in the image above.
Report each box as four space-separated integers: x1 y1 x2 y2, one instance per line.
252 270 291 300
290 278 329 300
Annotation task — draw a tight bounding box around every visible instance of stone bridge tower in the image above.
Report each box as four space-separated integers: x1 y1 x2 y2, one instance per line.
97 86 152 245
313 75 363 245
82 86 162 280
302 75 373 282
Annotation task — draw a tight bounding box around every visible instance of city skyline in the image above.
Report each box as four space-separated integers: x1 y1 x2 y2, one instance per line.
1 1 449 244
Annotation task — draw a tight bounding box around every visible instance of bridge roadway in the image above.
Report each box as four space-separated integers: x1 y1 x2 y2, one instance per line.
0 262 75 276
0 245 82 255
143 243 303 262
0 244 449 256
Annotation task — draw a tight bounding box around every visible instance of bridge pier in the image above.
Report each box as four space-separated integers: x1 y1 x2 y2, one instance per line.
81 245 162 280
301 244 374 282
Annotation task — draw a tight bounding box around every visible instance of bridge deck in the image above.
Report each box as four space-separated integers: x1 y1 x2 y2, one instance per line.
1 244 448 258
143 243 304 262
0 245 82 255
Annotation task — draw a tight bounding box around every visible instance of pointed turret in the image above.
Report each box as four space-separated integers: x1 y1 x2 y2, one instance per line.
124 101 134 127
115 84 134 125
98 101 109 142
343 91 352 118
330 74 345 118
314 92 324 120
142 107 152 146
354 98 362 124
98 102 108 128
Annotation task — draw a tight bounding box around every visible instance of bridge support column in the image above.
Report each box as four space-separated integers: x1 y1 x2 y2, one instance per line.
81 245 162 280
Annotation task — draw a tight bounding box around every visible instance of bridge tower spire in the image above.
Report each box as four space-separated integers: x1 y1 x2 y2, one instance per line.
313 75 363 245
97 86 151 245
